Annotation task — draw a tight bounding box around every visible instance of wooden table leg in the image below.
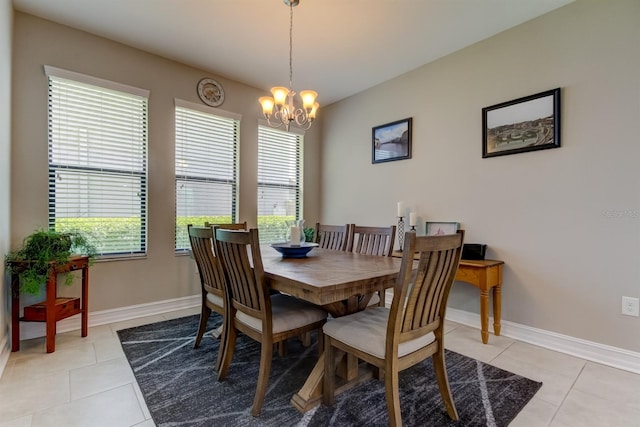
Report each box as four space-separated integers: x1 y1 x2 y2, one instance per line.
479 289 489 344
45 270 57 353
81 265 89 337
492 283 502 336
291 350 368 413
291 352 326 412
11 274 20 352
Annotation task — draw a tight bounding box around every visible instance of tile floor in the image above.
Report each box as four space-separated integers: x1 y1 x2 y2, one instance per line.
1 307 639 427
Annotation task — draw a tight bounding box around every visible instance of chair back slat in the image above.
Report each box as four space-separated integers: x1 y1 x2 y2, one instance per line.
188 225 225 296
388 231 464 344
214 228 269 319
348 225 396 256
314 223 350 251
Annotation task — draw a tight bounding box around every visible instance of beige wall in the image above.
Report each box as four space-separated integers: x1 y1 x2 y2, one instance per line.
10 12 321 312
1 0 13 354
320 0 640 352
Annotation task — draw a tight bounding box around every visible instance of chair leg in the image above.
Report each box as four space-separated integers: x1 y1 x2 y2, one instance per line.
276 341 288 357
372 366 383 380
193 304 211 348
316 328 324 357
300 331 311 347
384 367 402 427
251 339 273 416
433 348 459 421
322 334 335 405
214 322 227 372
217 323 236 381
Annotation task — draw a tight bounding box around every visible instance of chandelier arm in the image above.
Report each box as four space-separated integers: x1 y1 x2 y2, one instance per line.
293 108 310 126
266 113 285 129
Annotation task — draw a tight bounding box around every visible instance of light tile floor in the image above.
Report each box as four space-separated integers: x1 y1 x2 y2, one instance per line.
1 308 639 427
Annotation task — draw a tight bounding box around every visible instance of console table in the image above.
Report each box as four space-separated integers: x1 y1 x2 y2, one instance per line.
392 251 503 344
10 256 89 353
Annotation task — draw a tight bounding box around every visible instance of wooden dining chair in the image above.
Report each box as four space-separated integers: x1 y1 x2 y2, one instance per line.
347 224 396 256
323 230 465 427
347 224 397 306
214 228 327 417
313 223 350 251
190 223 246 350
187 225 228 371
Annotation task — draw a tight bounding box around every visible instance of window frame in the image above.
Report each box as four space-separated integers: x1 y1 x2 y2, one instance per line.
257 122 304 243
174 99 241 252
45 66 149 259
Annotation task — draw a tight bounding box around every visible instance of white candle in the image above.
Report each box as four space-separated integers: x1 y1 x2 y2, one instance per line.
397 201 405 217
290 226 301 245
409 212 417 226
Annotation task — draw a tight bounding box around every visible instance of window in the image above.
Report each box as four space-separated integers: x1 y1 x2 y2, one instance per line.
257 125 303 243
46 66 149 258
175 100 240 251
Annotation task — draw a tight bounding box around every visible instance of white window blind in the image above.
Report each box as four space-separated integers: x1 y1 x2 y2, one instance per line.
46 66 149 258
257 125 303 243
175 101 240 251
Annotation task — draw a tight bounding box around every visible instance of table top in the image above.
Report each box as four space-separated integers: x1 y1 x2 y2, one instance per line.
261 246 402 306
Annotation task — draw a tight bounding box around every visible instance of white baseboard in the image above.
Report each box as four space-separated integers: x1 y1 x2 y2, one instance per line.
19 294 201 340
446 307 640 375
0 334 9 378
4 296 639 379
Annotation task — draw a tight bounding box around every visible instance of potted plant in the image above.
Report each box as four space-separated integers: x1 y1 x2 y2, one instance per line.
303 226 315 243
5 229 98 295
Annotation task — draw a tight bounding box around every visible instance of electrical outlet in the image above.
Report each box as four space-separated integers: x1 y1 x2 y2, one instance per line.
622 296 640 317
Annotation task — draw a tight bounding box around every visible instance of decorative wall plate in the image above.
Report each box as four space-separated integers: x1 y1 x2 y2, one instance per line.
197 78 225 107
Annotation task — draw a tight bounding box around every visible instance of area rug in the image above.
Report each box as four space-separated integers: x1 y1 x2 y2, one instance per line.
117 314 541 426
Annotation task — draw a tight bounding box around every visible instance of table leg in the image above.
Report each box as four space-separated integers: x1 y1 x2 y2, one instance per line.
480 289 489 344
291 352 325 412
492 283 502 336
81 265 89 337
291 350 370 413
45 271 57 353
11 274 20 352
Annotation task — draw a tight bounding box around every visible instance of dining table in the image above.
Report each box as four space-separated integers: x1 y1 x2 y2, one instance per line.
261 245 403 413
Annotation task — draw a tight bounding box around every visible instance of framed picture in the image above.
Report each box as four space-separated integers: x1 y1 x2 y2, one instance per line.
482 88 561 158
372 117 412 164
425 221 460 236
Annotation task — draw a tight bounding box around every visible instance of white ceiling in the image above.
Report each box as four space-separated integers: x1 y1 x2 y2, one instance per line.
12 0 573 106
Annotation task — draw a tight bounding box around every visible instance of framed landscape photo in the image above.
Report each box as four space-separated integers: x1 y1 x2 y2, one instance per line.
425 221 460 236
372 117 412 164
482 88 561 158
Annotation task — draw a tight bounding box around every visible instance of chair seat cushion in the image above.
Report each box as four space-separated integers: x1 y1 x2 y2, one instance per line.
206 292 224 309
237 294 326 334
323 307 434 359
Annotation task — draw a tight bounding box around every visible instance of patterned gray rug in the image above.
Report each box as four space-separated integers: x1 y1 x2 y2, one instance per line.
117 314 541 426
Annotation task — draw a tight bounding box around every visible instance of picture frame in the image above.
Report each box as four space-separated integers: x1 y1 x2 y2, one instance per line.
372 117 412 164
482 88 561 158
425 221 460 236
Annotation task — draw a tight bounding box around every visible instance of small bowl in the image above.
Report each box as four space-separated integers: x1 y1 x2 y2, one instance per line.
270 242 319 258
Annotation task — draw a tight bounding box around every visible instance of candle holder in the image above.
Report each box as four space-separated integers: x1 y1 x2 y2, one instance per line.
397 216 405 251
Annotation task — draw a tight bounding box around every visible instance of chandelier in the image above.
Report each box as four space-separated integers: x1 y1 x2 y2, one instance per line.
259 0 319 131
